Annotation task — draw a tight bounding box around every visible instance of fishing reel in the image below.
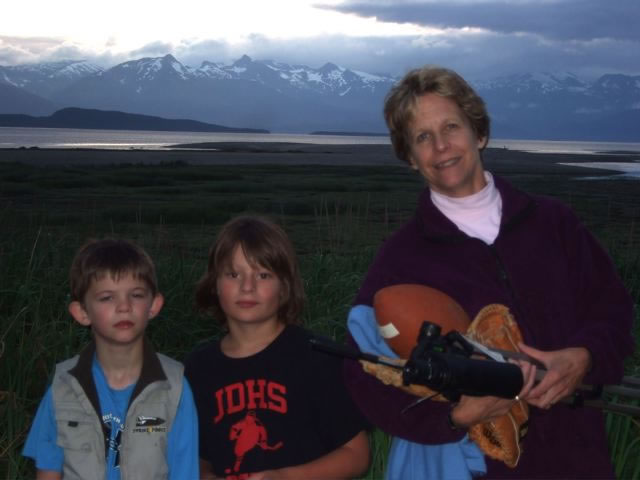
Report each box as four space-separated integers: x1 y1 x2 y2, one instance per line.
309 321 640 416
402 321 523 402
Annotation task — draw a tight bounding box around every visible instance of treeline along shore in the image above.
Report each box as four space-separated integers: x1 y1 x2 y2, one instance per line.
1 142 639 478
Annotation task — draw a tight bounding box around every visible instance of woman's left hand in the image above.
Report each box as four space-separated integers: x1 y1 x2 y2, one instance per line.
517 343 591 409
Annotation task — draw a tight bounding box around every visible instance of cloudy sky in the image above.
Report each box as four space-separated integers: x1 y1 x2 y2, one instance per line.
1 0 638 80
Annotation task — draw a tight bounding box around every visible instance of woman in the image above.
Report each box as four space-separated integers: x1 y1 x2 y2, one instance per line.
344 66 635 479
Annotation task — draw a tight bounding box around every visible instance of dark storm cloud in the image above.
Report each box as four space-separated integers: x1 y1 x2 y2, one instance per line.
1 0 638 81
3 30 635 80
176 30 636 80
321 0 640 41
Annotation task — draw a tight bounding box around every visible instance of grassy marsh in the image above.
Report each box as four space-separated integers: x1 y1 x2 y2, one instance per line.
1 151 639 478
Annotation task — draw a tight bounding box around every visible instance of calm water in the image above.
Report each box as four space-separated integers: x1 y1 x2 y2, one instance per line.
1 127 639 176
2 126 640 154
489 139 640 155
0 127 389 149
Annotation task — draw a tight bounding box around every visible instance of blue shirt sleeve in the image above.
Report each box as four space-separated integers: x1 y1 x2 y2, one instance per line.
167 377 199 480
22 387 64 472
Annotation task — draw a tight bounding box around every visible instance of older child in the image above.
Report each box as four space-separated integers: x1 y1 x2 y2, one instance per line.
185 215 370 480
22 238 199 480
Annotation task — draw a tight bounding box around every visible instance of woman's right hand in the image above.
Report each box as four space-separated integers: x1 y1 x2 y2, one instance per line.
450 360 536 428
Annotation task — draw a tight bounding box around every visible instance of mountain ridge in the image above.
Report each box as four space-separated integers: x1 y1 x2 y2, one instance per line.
1 55 639 140
0 107 269 134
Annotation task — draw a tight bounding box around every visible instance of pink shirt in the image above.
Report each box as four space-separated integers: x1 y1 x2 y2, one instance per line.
430 172 502 244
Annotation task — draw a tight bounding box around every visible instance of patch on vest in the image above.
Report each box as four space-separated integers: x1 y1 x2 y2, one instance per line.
133 415 167 433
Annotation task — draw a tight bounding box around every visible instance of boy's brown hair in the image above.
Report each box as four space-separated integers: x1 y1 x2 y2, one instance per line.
69 238 158 302
195 215 305 325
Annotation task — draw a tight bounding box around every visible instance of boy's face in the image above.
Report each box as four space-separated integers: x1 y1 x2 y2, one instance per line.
69 271 163 348
216 245 283 328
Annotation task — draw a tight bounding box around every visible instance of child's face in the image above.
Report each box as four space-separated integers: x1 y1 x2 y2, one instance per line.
216 245 283 328
69 271 163 348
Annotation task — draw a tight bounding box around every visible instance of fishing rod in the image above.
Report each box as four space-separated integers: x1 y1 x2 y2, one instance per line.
310 323 640 417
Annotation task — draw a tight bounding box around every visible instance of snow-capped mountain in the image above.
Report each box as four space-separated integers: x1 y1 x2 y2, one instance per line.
473 71 640 140
40 54 395 132
101 54 194 83
474 72 589 94
0 60 103 98
83 54 392 98
589 74 640 109
1 54 639 140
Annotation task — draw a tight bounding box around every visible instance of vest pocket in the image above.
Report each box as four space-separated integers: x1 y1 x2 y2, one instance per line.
56 405 97 452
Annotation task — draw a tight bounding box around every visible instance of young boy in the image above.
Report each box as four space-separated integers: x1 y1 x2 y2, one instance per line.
22 238 199 480
186 216 370 480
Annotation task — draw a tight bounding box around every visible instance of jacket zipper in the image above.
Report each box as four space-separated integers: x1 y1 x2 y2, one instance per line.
487 243 535 342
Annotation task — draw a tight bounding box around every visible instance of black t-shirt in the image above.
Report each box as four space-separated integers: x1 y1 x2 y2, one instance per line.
185 324 368 479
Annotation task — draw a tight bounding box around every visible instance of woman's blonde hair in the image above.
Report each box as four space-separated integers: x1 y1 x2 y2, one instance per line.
384 65 490 163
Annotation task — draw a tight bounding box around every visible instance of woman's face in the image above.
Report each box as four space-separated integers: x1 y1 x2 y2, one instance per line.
407 93 487 197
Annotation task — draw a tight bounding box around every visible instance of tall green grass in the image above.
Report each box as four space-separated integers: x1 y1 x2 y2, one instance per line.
1 160 639 479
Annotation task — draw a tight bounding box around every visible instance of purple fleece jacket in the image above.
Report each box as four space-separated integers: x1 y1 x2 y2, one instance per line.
345 174 635 479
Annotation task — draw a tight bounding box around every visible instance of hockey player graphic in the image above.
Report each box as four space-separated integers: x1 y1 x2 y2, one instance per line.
229 410 283 473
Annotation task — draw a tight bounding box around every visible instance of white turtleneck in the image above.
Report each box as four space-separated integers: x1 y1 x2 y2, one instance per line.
430 172 502 245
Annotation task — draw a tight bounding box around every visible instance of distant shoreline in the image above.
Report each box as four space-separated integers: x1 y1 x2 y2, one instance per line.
309 131 389 137
0 108 269 134
1 142 638 178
